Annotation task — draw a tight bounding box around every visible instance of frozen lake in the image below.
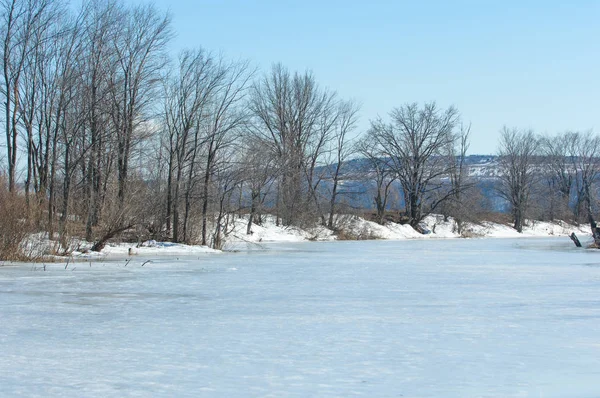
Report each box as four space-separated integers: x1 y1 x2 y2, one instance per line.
2 238 600 397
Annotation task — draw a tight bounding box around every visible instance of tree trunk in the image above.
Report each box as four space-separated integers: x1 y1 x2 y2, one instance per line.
91 223 134 252
247 192 258 235
327 177 339 229
165 149 174 237
201 167 210 246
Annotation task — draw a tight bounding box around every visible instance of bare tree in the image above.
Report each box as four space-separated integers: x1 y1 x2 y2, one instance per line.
242 135 277 235
370 102 460 228
302 91 339 226
162 50 251 244
162 48 222 242
209 148 244 249
55 13 91 246
326 100 360 228
496 127 539 232
354 134 396 224
1 0 58 192
16 0 63 217
109 3 171 208
570 131 600 224
250 63 338 226
80 0 124 242
198 60 252 245
442 123 473 233
539 132 577 221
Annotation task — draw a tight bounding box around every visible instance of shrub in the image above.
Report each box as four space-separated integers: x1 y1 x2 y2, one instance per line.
0 181 33 261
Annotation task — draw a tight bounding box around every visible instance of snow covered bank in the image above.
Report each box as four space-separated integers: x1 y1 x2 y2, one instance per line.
225 214 592 246
93 240 220 257
416 215 591 240
15 234 220 262
225 215 334 245
11 215 591 262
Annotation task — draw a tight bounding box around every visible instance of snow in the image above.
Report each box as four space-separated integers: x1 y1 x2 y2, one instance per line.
458 219 591 239
223 216 334 251
336 214 424 240
325 214 591 242
18 235 220 260
1 238 600 397
225 214 592 247
228 215 331 243
99 241 220 257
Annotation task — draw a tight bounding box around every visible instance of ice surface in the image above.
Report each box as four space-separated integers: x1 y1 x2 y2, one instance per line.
2 238 600 397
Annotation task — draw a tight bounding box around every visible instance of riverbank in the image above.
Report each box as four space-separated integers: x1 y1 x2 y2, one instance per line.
6 214 592 263
225 214 592 247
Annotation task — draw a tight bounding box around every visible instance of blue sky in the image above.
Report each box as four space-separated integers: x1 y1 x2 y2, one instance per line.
138 1 599 154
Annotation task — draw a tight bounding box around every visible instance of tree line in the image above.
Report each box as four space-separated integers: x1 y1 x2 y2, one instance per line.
1 0 598 257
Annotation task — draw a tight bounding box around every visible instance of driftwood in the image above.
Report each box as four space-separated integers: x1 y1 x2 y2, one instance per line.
91 224 134 252
570 232 582 248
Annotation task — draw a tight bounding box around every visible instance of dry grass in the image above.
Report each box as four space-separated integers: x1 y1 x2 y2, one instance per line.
0 182 35 261
334 223 380 241
361 211 409 225
459 228 486 239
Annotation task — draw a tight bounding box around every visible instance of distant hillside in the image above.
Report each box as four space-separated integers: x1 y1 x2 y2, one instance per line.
314 155 505 211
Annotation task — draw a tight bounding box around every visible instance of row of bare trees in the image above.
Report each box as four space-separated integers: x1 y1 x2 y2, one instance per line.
2 0 600 255
1 0 171 249
357 102 476 231
159 62 363 246
497 128 600 233
0 0 366 250
358 108 600 235
250 64 361 228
